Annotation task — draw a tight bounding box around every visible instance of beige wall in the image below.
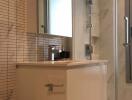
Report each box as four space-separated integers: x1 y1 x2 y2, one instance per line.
27 0 37 33
72 0 88 60
99 0 115 100
91 0 100 59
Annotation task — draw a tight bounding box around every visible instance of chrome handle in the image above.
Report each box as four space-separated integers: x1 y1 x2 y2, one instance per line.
45 83 64 87
125 17 129 44
45 83 64 92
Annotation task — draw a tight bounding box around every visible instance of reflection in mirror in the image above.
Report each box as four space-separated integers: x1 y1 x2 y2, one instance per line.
38 0 72 37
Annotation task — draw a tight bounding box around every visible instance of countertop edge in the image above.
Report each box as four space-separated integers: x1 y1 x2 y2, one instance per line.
16 60 108 70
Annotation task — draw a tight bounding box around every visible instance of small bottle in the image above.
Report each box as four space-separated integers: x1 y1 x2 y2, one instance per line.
51 47 55 61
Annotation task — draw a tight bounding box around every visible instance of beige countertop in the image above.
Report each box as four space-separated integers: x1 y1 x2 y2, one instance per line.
16 60 108 69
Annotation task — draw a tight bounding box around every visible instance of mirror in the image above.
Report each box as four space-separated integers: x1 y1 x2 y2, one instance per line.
38 0 72 37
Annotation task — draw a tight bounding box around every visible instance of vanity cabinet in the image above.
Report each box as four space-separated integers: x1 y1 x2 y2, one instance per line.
16 61 107 100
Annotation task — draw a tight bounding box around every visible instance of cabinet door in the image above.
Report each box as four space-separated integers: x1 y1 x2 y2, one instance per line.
35 69 66 100
67 65 107 100
17 68 66 100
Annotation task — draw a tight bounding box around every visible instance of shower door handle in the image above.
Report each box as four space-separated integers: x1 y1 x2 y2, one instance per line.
124 17 129 47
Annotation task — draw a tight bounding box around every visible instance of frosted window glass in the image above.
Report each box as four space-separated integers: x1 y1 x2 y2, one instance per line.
49 0 72 37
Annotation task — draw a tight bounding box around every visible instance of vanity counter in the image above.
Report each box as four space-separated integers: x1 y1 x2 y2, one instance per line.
17 60 108 100
16 60 108 69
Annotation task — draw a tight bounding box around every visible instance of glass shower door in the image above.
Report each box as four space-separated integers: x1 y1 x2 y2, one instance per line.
124 0 132 83
117 0 132 100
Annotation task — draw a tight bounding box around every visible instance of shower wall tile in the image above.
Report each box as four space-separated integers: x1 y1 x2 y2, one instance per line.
99 0 115 100
91 14 100 37
92 5 99 15
72 0 87 60
72 0 100 60
91 0 100 60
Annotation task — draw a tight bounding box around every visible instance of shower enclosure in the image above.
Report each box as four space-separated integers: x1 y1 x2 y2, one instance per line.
125 0 132 83
116 0 132 100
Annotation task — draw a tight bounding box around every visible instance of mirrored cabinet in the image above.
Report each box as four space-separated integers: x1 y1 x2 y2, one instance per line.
38 0 72 37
